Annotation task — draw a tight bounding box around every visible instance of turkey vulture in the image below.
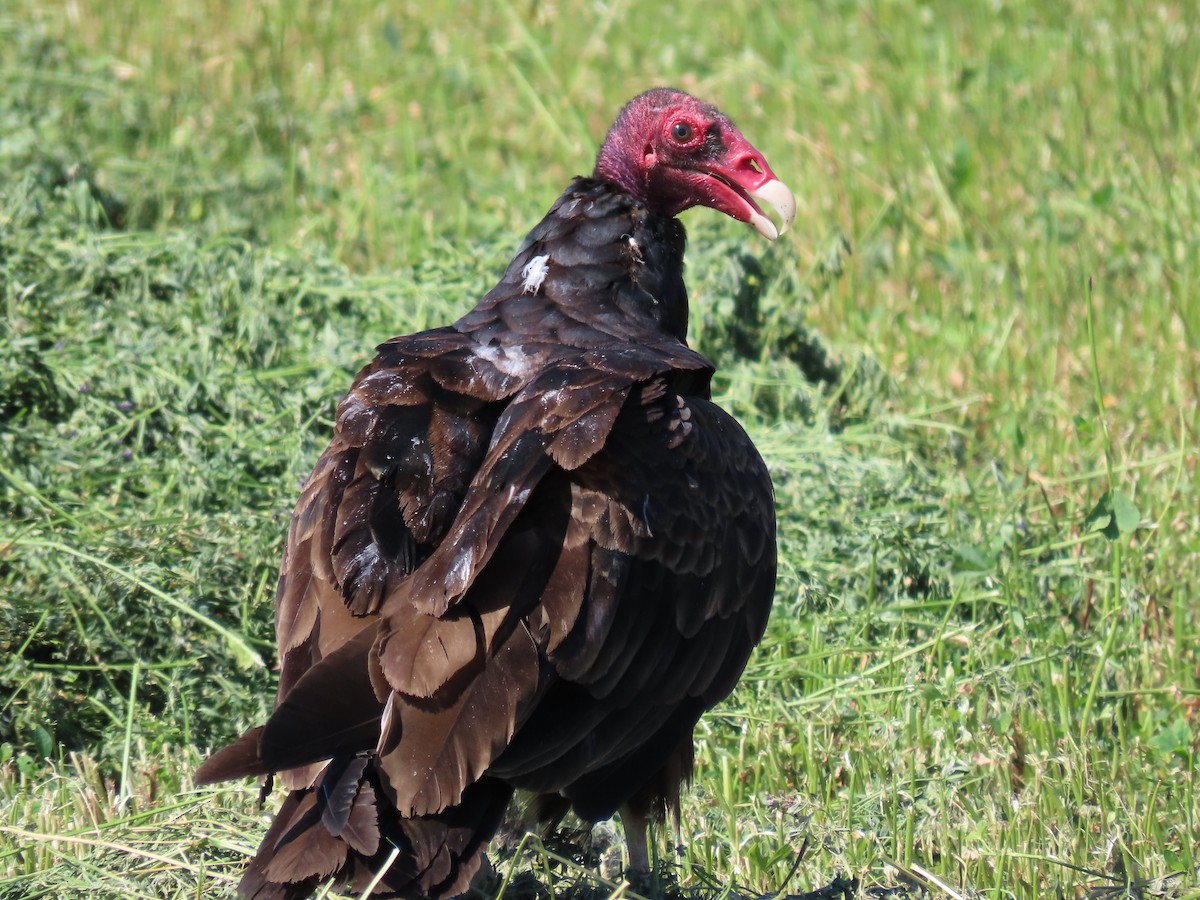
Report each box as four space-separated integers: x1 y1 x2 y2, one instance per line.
198 87 794 899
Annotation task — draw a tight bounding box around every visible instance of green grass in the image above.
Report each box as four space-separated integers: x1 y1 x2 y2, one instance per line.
2 1 1198 898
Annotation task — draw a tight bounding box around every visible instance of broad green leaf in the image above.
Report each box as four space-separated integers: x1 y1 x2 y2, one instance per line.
1082 491 1116 539
1149 718 1192 757
953 543 994 573
1112 490 1140 534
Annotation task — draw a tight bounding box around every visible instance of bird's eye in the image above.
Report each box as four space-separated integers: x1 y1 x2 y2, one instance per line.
670 121 695 142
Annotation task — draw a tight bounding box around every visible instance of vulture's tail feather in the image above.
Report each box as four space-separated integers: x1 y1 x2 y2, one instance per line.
237 759 513 899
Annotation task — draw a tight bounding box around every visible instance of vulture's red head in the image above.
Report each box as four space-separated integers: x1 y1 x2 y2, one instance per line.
594 88 796 240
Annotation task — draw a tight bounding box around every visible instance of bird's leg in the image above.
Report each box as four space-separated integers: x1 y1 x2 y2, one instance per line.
619 804 650 875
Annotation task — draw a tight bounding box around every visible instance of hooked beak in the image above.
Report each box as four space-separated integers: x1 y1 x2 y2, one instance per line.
745 178 797 241
696 145 797 241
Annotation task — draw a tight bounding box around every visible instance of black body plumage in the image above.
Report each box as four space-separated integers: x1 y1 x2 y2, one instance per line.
199 119 777 900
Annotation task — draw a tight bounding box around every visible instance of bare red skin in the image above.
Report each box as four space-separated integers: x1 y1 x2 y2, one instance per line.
593 88 782 226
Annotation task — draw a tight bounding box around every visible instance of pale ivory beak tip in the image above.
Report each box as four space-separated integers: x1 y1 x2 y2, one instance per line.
749 179 796 240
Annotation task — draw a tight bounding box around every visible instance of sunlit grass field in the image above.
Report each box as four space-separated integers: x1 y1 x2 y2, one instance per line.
2 1 1198 898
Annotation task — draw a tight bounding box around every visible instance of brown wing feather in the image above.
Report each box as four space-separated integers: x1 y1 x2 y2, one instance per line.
265 330 515 708
383 364 634 621
375 609 481 701
245 350 650 824
194 725 266 784
338 781 380 856
377 622 540 816
258 625 384 773
262 792 348 883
